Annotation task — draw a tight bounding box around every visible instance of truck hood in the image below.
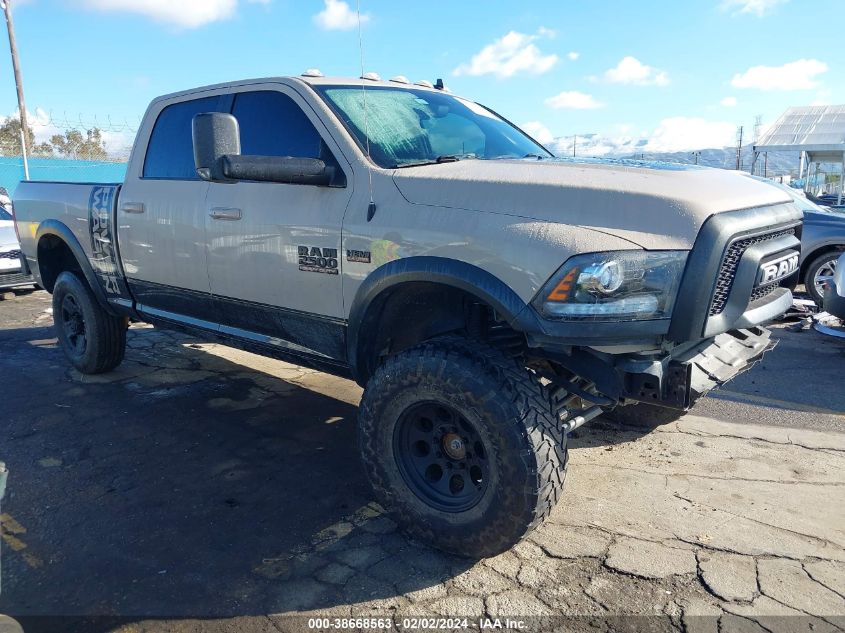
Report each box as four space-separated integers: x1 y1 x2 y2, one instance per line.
392 157 792 249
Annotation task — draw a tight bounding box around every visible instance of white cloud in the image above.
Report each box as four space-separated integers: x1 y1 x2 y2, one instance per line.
567 51 580 61
644 117 736 152
537 26 557 39
520 121 555 145
810 88 833 106
81 0 243 28
603 56 669 86
453 30 558 78
731 58 827 90
720 96 738 106
313 0 367 31
545 91 605 110
720 0 789 17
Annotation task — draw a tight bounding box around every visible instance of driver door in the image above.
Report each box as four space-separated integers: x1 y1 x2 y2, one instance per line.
204 86 353 358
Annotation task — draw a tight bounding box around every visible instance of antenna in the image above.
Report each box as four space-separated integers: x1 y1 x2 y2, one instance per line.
357 0 376 221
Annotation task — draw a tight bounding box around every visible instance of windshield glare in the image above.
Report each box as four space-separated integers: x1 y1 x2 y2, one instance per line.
316 86 552 168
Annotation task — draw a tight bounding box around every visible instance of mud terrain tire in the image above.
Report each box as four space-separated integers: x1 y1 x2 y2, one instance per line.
53 271 126 374
358 336 567 557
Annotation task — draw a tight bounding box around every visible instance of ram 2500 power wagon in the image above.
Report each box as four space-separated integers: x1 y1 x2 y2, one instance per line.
13 75 802 557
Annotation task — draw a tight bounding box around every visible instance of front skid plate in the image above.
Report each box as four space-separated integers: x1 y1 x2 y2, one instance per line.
675 327 774 404
621 327 774 410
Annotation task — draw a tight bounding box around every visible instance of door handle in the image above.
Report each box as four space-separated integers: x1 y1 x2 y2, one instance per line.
209 207 242 221
121 202 145 214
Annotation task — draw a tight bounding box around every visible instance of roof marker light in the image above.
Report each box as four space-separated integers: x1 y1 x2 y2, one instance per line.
301 68 324 77
389 75 410 84
361 72 381 81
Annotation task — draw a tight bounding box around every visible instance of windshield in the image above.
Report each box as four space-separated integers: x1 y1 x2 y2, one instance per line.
315 85 552 168
0 208 12 221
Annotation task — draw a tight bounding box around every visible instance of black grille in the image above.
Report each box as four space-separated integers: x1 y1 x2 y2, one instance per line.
709 228 795 316
749 282 779 303
0 271 30 286
0 249 21 260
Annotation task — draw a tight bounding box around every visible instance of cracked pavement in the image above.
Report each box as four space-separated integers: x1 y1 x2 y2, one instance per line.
0 290 843 632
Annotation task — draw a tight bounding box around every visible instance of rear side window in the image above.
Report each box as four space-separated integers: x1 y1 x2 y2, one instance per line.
143 96 220 179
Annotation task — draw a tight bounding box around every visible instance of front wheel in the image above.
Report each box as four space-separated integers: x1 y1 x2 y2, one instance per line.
52 271 126 374
358 337 567 558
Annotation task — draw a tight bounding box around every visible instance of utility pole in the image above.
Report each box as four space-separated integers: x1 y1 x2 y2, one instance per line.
735 126 743 171
2 0 29 179
692 151 701 165
572 134 576 157
763 152 768 178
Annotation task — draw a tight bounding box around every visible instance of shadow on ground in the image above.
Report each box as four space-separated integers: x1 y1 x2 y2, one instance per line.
0 325 473 626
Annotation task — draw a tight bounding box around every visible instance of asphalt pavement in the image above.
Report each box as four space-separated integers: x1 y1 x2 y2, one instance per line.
0 289 842 633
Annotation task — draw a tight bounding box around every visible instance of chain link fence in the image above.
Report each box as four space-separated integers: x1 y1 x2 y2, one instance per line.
0 112 136 194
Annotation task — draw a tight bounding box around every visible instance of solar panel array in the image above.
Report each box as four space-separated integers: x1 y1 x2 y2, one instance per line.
756 105 845 148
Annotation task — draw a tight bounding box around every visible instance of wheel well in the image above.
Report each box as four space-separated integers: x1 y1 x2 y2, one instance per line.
801 245 845 278
37 235 82 292
355 282 525 383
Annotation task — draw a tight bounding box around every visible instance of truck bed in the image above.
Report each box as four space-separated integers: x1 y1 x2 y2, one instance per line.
13 180 131 308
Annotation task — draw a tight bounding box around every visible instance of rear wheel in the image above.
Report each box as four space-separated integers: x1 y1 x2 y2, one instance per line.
52 271 126 374
358 336 567 558
803 251 842 306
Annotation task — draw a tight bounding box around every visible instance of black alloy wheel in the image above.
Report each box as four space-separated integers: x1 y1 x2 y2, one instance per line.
393 402 488 513
60 293 87 355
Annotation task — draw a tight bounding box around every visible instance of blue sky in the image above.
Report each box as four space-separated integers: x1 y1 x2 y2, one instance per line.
2 0 842 156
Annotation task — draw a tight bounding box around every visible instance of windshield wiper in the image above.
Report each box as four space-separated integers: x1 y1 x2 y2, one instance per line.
394 154 476 168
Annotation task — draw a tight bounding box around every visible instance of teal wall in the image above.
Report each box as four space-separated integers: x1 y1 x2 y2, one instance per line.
0 156 127 195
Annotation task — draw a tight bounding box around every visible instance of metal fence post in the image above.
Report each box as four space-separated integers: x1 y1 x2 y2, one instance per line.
0 461 7 596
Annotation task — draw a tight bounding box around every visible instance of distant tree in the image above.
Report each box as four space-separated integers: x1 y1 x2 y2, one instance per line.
0 116 53 157
50 128 108 161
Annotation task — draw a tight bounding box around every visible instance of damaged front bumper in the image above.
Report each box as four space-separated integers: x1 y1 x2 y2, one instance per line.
617 327 774 410
543 326 775 414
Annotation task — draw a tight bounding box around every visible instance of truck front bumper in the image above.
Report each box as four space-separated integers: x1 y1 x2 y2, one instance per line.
617 326 773 410
0 270 35 290
542 326 774 412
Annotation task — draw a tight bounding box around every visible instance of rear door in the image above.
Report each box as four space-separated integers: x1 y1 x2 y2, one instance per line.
204 85 353 359
118 95 224 323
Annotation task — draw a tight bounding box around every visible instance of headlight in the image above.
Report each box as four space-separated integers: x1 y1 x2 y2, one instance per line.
534 250 688 321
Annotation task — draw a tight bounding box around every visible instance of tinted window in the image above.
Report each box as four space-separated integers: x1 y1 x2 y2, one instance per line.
0 208 12 221
233 91 323 159
144 96 220 179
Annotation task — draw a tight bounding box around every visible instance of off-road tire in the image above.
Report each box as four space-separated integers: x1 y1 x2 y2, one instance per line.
803 250 842 306
358 336 567 558
604 402 684 428
52 271 126 374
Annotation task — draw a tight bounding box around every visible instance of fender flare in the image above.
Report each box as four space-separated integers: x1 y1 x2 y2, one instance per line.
346 256 539 383
35 219 117 315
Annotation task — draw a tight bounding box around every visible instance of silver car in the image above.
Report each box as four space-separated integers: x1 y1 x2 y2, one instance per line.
0 206 34 291
823 251 845 319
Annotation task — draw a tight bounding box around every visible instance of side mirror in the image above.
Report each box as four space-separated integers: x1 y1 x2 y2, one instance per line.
192 112 241 181
221 156 331 186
